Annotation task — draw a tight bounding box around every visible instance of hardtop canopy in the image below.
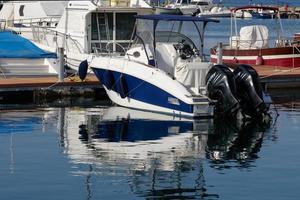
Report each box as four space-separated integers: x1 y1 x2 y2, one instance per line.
135 14 219 23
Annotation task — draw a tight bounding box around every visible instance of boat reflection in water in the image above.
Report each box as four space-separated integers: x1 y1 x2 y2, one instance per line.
206 118 272 170
62 106 271 199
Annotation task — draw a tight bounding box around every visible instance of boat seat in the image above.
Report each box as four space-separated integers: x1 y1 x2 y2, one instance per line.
155 42 178 75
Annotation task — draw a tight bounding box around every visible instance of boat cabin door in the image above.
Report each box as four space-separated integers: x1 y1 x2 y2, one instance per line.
88 11 137 55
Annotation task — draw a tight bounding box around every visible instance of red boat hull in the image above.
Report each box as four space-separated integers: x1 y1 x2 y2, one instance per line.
210 46 300 68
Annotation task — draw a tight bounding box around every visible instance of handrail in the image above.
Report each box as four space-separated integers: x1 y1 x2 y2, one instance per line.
28 25 84 54
0 16 83 54
105 42 126 57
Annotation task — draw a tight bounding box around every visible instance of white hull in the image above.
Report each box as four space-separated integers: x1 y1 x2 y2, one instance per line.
90 57 214 118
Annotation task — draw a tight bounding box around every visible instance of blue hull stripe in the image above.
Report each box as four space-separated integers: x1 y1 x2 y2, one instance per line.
92 68 193 113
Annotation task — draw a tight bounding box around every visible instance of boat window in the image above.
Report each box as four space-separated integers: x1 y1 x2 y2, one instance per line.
116 13 136 40
19 5 25 16
91 13 113 41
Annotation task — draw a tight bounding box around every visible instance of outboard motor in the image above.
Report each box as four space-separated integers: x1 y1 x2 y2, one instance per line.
233 64 268 118
206 65 240 117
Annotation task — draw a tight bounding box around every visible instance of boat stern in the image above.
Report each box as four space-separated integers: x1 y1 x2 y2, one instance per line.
192 97 214 118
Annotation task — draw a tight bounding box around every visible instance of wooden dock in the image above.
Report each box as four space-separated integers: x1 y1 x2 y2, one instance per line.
0 74 100 91
0 75 106 108
251 65 300 89
227 64 300 89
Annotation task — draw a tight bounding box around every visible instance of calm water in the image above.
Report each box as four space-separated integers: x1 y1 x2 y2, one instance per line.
0 90 300 200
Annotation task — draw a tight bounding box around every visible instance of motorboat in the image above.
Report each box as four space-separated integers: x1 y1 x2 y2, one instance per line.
210 6 300 68
233 5 277 19
83 14 218 118
197 5 231 18
82 13 271 119
165 0 214 15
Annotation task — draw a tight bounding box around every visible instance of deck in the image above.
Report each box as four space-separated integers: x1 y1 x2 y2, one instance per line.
249 65 300 89
0 75 105 108
0 75 100 91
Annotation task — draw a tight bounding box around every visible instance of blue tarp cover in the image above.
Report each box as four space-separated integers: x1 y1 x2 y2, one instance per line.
0 31 57 58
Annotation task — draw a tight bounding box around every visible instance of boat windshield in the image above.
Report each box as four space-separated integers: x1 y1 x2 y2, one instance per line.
155 31 196 49
135 14 218 62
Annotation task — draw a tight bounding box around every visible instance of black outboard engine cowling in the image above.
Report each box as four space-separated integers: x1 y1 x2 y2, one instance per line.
206 65 240 117
233 64 267 118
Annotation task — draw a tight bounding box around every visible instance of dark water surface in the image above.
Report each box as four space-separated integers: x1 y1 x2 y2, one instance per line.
0 88 300 199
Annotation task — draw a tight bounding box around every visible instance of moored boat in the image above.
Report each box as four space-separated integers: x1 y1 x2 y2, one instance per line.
165 0 214 15
0 31 58 77
210 6 300 68
87 14 219 118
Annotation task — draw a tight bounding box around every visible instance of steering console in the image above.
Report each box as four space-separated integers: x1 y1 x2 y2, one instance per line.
174 40 195 59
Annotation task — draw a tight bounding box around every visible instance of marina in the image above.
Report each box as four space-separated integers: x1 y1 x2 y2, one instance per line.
0 0 300 199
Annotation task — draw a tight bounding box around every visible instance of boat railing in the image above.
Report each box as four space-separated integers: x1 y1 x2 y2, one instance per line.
0 17 61 29
105 42 127 57
0 17 83 55
92 47 110 56
92 42 130 57
91 0 130 7
29 25 84 55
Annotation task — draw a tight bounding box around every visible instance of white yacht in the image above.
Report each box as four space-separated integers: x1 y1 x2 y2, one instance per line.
166 0 214 15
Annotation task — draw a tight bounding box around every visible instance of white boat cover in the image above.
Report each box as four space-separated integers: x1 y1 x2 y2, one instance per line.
239 25 269 49
175 61 210 89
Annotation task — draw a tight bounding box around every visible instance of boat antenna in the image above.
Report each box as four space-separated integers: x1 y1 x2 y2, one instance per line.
277 9 285 41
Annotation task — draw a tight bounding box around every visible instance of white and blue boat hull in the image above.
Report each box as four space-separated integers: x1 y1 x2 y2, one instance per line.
90 58 213 118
